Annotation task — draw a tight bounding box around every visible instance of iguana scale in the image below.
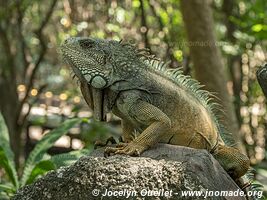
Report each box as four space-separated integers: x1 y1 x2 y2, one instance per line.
60 37 250 180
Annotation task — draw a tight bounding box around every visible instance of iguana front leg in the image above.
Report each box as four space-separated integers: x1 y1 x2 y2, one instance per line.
121 120 136 143
105 99 171 156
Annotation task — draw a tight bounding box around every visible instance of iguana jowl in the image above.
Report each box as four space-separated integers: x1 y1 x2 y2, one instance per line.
60 37 250 180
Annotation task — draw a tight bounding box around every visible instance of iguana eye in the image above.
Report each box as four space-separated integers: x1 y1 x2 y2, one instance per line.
80 40 94 48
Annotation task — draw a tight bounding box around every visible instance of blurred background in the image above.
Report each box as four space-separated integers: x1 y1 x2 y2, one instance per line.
0 0 266 196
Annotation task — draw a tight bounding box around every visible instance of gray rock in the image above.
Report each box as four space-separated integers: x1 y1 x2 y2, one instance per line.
13 144 245 200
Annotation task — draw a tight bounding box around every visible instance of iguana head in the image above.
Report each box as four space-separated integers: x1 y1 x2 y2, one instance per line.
60 37 143 121
60 37 115 89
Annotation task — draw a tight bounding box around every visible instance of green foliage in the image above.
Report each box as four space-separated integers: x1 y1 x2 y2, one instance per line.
25 160 56 185
51 148 92 167
0 114 18 189
20 118 81 186
229 0 267 43
0 113 90 197
80 119 119 147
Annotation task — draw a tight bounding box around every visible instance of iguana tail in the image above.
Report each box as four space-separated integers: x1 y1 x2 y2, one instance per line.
212 145 264 199
212 144 250 179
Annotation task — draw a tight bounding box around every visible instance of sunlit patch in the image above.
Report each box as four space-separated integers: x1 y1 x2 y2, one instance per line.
73 96 81 103
54 135 71 148
17 84 26 92
45 91 53 98
59 93 68 100
31 89 38 96
72 139 84 149
60 16 71 27
29 126 43 140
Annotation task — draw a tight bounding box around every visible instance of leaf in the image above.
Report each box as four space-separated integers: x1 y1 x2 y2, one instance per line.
25 148 91 185
26 160 56 185
132 0 140 8
251 24 263 32
0 183 16 193
0 113 18 189
20 118 81 186
51 148 92 168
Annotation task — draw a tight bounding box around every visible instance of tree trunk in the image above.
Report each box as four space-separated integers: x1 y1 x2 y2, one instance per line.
0 78 21 166
180 0 245 152
222 0 243 128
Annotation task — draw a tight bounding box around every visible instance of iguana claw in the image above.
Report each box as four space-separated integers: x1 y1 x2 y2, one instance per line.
104 142 142 157
94 136 117 149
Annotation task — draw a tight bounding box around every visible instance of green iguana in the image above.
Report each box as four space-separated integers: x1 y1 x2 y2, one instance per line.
60 37 250 181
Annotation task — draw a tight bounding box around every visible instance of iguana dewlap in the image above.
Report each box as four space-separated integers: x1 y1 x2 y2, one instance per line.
60 37 250 180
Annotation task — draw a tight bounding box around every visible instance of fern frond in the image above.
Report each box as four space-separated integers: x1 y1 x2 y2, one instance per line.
24 148 91 185
20 118 82 187
240 167 264 200
51 148 91 168
0 113 19 189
